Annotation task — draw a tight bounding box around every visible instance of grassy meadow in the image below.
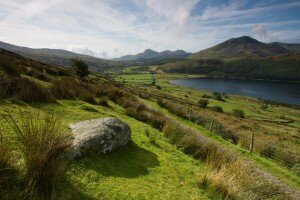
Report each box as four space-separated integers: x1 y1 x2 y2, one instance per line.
0 99 211 199
1 53 299 199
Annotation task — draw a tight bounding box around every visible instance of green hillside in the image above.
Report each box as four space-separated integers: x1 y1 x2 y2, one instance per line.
159 53 300 81
1 50 299 199
0 41 123 72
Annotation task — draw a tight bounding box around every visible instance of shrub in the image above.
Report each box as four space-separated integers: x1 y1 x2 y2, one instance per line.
0 77 55 103
199 169 242 200
201 94 210 98
0 58 22 77
156 85 161 89
98 97 109 107
210 105 223 112
3 111 71 198
232 109 245 118
106 87 123 102
197 99 208 108
71 59 89 78
80 92 97 105
51 77 97 102
28 69 52 82
51 77 80 99
260 104 268 110
157 98 167 108
212 92 223 101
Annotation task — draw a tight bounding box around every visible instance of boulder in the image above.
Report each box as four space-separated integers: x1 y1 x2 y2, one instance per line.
69 117 131 158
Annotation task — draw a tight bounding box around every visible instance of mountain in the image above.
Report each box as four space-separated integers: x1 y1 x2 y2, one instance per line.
269 42 300 52
190 36 291 59
114 49 190 62
0 41 122 71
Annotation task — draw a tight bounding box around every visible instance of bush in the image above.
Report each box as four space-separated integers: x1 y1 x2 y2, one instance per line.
3 111 71 198
156 85 161 89
98 97 109 107
201 94 211 98
197 99 208 108
80 92 97 105
212 92 224 101
28 69 52 82
260 104 268 110
51 77 79 99
199 169 241 200
51 77 98 102
210 105 223 113
0 77 55 103
232 109 245 118
71 59 89 78
0 58 22 77
106 87 123 103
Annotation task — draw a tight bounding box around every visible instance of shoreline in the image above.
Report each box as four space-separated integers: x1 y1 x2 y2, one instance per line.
168 73 300 84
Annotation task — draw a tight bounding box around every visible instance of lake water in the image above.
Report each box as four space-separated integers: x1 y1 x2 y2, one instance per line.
170 78 300 105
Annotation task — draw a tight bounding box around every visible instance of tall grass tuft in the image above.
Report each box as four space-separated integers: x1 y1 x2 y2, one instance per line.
3 111 71 199
0 129 20 200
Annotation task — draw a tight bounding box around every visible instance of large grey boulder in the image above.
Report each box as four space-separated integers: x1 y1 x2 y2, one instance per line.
69 117 131 158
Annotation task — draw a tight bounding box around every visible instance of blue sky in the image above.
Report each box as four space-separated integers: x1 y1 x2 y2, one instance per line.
0 0 299 58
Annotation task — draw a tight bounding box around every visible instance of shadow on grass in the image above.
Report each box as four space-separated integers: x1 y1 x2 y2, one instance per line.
62 180 101 200
73 141 160 178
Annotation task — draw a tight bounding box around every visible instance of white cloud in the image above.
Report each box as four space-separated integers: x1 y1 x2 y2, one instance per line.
251 25 278 42
0 0 299 58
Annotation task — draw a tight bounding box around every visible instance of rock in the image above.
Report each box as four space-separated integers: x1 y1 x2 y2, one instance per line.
69 117 131 158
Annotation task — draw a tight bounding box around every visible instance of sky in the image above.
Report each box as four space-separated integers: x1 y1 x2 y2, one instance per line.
0 0 300 59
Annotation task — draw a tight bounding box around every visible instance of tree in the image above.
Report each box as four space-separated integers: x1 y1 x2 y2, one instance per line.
71 59 89 78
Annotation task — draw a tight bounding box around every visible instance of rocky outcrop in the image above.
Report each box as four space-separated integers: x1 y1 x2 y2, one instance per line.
70 117 131 158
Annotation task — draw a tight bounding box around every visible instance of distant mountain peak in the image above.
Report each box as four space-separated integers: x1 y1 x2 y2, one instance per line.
115 49 190 62
190 36 291 59
222 36 261 46
144 49 156 53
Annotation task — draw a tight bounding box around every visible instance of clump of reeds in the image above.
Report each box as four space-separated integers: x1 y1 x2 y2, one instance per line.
3 111 71 199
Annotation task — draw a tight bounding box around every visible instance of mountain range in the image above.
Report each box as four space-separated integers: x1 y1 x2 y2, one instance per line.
0 36 299 69
0 41 122 71
114 49 190 62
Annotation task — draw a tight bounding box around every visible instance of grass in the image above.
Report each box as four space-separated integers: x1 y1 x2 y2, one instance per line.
142 97 300 181
2 110 71 199
119 73 300 168
1 68 299 199
0 100 211 199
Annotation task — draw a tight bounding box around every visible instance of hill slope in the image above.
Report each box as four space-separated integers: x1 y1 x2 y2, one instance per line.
159 52 300 81
115 49 190 62
190 36 291 59
269 42 300 52
0 41 122 71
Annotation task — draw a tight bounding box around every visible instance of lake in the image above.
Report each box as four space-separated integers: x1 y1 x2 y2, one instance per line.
170 78 300 105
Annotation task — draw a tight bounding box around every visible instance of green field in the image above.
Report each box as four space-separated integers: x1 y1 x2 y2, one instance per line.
0 100 211 199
